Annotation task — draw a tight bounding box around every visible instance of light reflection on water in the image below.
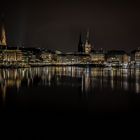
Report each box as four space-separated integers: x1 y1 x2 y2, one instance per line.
0 67 140 100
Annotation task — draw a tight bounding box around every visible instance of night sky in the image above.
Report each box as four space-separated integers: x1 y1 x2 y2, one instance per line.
1 0 140 52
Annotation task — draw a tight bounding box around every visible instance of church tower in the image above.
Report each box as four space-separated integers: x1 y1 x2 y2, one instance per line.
86 29 90 43
0 24 7 46
0 14 7 47
84 29 92 54
78 33 83 53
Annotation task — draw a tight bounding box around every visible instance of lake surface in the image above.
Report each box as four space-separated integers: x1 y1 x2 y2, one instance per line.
0 66 140 119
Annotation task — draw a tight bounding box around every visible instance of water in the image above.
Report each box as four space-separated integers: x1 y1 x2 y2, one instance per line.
0 66 140 119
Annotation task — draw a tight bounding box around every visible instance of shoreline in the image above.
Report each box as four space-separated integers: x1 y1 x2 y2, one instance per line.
0 63 138 69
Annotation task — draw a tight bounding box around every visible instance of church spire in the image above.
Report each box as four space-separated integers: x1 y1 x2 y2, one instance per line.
78 33 83 52
86 29 90 43
0 14 7 46
0 24 7 46
84 29 92 54
93 28 96 49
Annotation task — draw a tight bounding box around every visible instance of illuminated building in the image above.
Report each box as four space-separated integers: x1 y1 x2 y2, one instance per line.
85 41 92 54
106 50 129 67
56 53 91 64
84 30 93 54
40 51 52 63
0 23 7 47
39 49 55 63
90 50 106 64
131 48 140 62
20 47 42 63
131 48 140 67
2 49 23 62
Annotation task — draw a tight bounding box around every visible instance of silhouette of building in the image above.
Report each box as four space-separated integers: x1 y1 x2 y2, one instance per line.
78 29 94 54
78 33 83 53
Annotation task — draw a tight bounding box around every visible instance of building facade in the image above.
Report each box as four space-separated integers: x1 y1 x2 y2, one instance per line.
106 50 129 67
2 49 23 62
131 48 140 67
56 53 91 64
90 50 106 64
131 48 140 62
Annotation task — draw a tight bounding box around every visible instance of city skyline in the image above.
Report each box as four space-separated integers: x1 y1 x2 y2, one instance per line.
0 0 140 52
1 0 140 120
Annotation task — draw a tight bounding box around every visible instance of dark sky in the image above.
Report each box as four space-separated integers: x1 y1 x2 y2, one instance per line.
1 0 140 52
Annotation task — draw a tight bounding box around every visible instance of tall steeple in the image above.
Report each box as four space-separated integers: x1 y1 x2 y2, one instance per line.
78 33 83 52
84 29 92 54
0 24 7 46
86 29 90 43
0 14 7 46
93 28 96 49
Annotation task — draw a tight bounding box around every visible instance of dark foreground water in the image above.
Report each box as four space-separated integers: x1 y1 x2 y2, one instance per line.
0 66 140 119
